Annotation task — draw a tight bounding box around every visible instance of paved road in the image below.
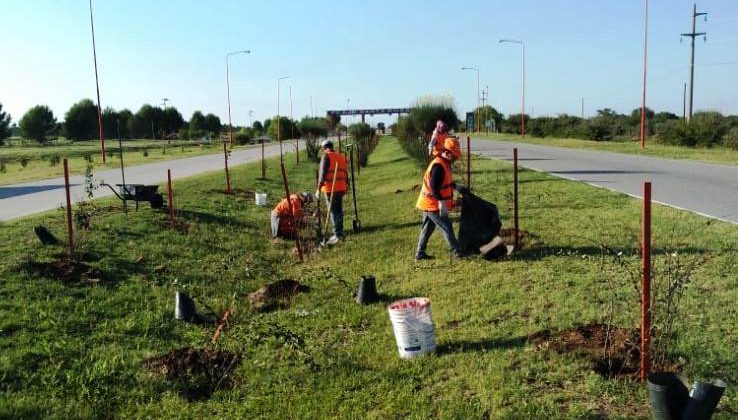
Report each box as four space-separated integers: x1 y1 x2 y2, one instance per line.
0 142 291 221
471 138 738 225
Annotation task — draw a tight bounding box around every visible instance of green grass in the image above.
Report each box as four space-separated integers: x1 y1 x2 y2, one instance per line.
475 132 738 166
1 137 736 418
0 140 254 185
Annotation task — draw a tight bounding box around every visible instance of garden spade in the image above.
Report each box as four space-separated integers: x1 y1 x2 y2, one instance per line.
348 144 361 233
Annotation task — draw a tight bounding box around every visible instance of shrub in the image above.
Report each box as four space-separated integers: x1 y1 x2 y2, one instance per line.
0 159 6 173
656 112 728 147
83 153 93 163
143 149 149 157
304 136 321 162
348 123 377 167
48 153 61 166
233 131 252 145
395 101 458 166
723 127 738 150
19 156 30 167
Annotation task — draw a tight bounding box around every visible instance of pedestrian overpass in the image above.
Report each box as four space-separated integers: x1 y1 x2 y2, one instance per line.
326 108 411 123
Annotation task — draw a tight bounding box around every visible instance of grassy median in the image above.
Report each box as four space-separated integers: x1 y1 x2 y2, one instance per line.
1 137 736 418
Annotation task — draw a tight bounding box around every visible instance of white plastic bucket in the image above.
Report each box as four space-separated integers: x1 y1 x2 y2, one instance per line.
255 191 267 206
388 297 436 358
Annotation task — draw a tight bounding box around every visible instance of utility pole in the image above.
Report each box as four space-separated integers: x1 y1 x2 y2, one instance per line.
682 83 687 121
681 3 707 121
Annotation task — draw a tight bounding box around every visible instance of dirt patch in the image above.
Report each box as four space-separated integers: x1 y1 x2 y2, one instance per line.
248 279 309 312
23 256 104 285
528 323 641 378
143 347 241 400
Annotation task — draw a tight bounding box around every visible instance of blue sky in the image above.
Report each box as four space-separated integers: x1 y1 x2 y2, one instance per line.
2 0 737 127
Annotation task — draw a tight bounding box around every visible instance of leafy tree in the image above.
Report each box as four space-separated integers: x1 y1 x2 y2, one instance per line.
64 99 99 140
0 103 11 144
298 117 328 138
203 113 221 134
102 107 133 139
326 113 341 131
252 120 264 134
266 116 297 140
162 107 184 137
474 105 504 131
19 105 56 143
263 118 271 132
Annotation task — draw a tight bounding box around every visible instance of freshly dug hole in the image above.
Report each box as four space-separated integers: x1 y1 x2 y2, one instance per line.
143 347 241 400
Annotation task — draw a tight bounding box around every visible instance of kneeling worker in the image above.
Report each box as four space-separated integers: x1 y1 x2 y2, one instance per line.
271 192 313 239
415 136 465 260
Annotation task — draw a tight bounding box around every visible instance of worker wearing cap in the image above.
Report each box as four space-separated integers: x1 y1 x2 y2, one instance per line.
315 140 348 244
415 136 465 260
271 192 312 239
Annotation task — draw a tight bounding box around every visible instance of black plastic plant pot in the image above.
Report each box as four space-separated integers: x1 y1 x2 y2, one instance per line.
175 291 196 321
355 276 379 304
682 379 727 420
647 373 689 420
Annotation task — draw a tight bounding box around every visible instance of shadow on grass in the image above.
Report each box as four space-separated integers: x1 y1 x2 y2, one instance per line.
513 245 712 262
176 209 255 228
437 335 527 355
357 221 418 234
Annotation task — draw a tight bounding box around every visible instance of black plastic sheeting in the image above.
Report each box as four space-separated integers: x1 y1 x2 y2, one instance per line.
457 187 502 256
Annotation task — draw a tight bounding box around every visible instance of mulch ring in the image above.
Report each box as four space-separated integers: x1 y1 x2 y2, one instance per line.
528 323 641 378
143 347 241 401
248 279 309 312
22 255 105 285
156 218 192 234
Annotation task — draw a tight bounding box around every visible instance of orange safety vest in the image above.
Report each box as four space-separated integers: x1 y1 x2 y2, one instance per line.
273 194 303 236
416 157 454 212
320 151 348 193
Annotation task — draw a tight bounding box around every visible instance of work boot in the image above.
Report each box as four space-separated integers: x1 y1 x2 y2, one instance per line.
325 234 339 245
415 252 434 261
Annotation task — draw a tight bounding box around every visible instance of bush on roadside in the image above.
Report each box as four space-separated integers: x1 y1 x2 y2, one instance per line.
723 127 738 150
656 112 728 147
395 99 458 166
348 122 377 167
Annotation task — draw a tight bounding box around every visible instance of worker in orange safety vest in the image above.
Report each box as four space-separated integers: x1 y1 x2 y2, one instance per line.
271 192 312 239
315 140 348 245
415 136 466 260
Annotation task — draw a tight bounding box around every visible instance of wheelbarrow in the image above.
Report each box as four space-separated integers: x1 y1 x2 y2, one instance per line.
102 183 164 210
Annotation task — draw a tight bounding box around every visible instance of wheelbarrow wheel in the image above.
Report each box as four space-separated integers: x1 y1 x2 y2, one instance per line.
150 194 164 209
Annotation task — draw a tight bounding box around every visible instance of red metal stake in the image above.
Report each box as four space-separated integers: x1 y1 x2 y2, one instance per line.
167 169 175 225
63 159 74 254
466 135 471 188
641 181 652 382
513 148 519 250
211 310 231 345
223 142 232 194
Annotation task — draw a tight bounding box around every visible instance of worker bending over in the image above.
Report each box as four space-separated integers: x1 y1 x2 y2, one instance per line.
271 192 312 239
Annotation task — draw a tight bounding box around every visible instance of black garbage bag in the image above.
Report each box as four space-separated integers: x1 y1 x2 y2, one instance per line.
457 186 502 256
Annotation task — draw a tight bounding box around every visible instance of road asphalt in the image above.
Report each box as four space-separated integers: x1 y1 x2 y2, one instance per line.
0 142 290 221
470 137 738 225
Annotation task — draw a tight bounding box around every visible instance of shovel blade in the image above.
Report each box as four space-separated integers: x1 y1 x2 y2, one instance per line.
353 219 361 233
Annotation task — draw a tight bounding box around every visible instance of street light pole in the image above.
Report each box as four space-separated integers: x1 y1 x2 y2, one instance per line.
277 76 291 162
461 67 480 132
88 0 106 163
499 39 526 138
226 49 250 145
639 0 649 149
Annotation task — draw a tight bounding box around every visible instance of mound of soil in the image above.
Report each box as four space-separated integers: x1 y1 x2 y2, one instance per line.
248 279 309 312
528 323 641 378
143 347 241 400
24 256 104 285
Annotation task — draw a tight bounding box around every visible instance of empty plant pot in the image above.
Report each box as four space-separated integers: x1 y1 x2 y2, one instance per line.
682 379 727 420
647 372 690 420
175 291 196 321
355 275 379 304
